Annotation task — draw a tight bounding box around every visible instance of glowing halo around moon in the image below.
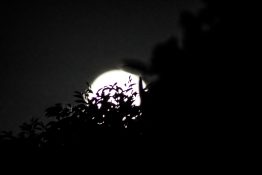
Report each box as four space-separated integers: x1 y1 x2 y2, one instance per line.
90 69 146 106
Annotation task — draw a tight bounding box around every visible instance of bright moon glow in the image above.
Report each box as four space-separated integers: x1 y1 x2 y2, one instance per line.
90 69 146 106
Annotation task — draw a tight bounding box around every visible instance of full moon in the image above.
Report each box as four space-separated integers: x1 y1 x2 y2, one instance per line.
90 69 146 106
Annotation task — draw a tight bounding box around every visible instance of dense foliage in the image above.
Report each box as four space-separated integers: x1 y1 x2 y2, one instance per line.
1 80 145 152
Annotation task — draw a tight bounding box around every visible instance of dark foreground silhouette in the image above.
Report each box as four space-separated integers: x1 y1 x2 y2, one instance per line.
0 1 250 171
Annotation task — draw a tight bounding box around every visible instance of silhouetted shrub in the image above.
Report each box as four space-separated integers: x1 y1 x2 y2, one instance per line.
1 80 144 153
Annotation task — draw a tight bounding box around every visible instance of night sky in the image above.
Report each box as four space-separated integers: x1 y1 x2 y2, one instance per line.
0 0 201 132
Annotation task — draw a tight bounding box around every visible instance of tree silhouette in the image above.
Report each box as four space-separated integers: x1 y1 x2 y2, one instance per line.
122 0 245 158
1 80 144 155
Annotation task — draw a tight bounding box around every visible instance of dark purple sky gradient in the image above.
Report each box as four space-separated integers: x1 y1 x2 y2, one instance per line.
0 0 202 132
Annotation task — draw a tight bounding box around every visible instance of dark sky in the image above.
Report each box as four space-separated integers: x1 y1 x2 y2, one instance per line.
0 0 202 132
